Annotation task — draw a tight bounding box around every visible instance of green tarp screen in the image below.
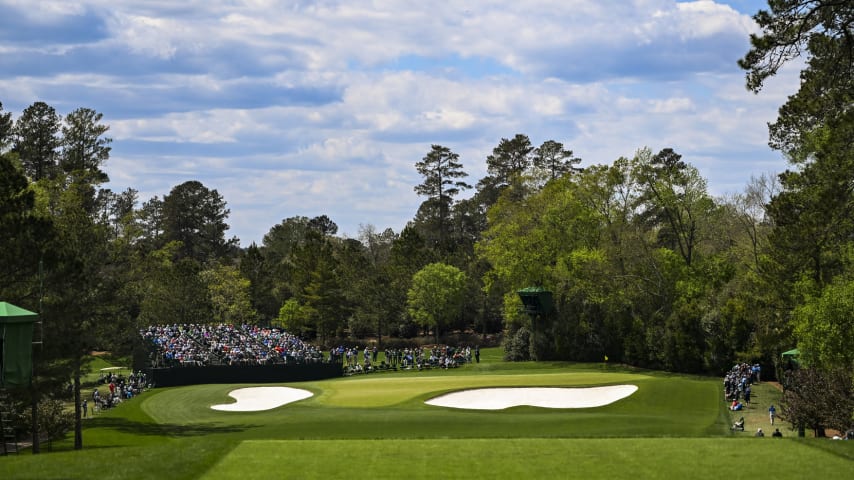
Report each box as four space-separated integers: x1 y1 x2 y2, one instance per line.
517 287 554 315
0 302 37 388
781 348 800 358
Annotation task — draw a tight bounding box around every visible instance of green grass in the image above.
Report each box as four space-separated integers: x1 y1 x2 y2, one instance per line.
726 380 785 436
204 438 853 480
81 355 133 393
1 354 851 479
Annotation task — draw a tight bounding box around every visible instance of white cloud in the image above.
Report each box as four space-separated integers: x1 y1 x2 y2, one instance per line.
110 15 181 59
2 0 88 20
0 0 797 244
649 97 695 114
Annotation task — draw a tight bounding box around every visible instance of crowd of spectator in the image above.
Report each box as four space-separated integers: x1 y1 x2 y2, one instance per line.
140 323 481 376
242 325 325 364
141 324 326 367
337 344 479 375
89 371 150 413
724 362 760 411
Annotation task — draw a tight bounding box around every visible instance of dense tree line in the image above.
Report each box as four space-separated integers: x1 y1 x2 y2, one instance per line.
0 0 851 447
738 0 853 435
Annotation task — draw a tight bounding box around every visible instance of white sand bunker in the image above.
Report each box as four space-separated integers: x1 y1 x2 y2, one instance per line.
211 386 313 412
425 385 638 410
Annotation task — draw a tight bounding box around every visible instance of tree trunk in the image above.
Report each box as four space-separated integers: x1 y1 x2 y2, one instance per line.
74 371 82 449
30 396 40 454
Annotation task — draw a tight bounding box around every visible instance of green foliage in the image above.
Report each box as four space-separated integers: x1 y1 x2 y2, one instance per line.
136 248 212 326
340 227 404 341
0 154 53 299
238 242 278 323
12 101 61 181
282 234 352 342
781 367 854 436
739 1 853 156
478 174 600 295
23 398 74 452
5 87 851 398
532 139 581 184
0 101 13 150
503 325 531 361
275 298 313 338
255 216 313 317
406 262 468 342
60 107 111 183
200 263 257 325
632 147 715 267
738 3 853 383
793 275 854 371
478 152 747 371
161 180 237 263
739 1 853 91
485 133 534 190
413 144 471 249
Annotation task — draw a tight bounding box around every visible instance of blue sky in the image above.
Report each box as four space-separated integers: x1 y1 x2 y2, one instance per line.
0 0 799 246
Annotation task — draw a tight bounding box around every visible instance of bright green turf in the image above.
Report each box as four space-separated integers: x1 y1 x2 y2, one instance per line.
1 353 851 479
204 438 854 480
135 367 723 440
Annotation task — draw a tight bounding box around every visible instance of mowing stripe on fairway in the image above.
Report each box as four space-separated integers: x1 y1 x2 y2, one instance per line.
202 438 853 479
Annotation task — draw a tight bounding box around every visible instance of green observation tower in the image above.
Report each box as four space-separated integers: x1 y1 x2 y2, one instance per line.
0 302 38 388
1 302 37 455
517 287 553 360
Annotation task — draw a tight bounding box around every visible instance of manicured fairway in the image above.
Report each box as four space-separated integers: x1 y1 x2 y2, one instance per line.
204 438 854 480
1 358 851 479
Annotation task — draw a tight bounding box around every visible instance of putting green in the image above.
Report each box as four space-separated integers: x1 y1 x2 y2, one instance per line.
315 370 649 407
136 368 724 440
140 370 652 423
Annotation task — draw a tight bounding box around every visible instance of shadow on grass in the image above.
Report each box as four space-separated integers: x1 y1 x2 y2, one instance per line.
796 437 854 462
90 416 257 438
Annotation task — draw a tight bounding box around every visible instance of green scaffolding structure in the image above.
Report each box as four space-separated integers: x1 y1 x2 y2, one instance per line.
0 302 36 455
0 302 38 388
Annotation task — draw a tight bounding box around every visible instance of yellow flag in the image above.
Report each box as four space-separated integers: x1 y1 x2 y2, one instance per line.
604 355 609 362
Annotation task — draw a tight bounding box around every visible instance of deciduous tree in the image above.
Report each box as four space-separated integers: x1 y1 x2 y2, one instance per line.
200 263 257 326
407 263 467 343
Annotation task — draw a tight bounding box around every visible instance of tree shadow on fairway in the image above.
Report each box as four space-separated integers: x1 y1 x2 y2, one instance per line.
92 416 258 437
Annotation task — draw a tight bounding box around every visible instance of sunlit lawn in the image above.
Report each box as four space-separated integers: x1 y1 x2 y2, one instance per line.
1 349 850 479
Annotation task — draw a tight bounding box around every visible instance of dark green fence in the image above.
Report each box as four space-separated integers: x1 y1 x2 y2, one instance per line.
147 362 343 387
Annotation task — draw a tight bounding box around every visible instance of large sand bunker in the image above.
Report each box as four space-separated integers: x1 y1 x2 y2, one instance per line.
211 386 313 412
210 384 637 412
425 385 639 410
